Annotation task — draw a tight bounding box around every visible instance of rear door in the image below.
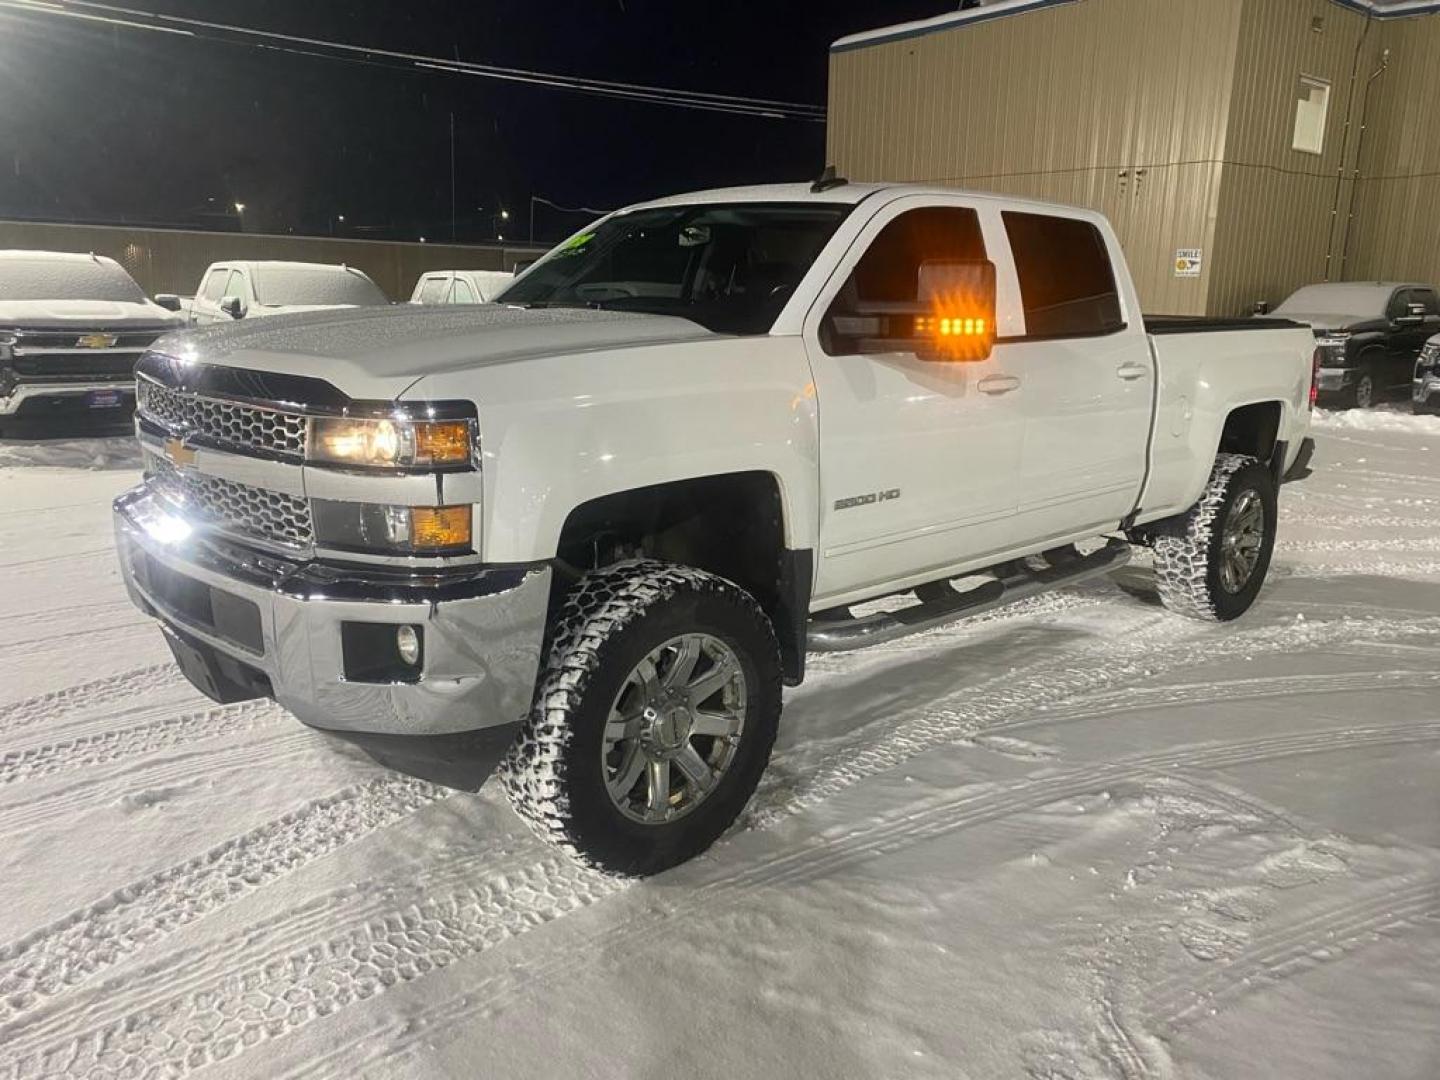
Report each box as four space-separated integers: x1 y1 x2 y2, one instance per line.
997 211 1152 540
804 196 1026 605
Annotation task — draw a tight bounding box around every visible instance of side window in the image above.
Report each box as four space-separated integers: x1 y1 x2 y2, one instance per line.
1002 212 1124 339
224 270 248 301
1418 289 1440 317
823 206 986 356
200 269 229 302
418 276 448 304
1387 289 1418 320
450 278 477 304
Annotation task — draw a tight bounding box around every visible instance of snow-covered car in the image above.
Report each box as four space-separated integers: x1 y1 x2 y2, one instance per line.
0 250 185 426
1270 282 1440 409
409 269 514 305
113 180 1317 876
188 261 389 324
1414 335 1440 415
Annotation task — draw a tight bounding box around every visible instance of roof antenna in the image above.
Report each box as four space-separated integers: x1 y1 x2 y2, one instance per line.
810 165 848 193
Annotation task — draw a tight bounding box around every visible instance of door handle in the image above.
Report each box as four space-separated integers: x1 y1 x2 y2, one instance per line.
978 374 1021 395
1116 362 1150 381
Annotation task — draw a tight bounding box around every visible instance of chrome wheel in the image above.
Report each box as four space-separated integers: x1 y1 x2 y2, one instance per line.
1219 489 1264 594
1355 373 1374 409
602 633 747 824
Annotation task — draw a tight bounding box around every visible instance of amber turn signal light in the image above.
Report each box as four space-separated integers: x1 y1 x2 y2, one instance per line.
409 505 472 549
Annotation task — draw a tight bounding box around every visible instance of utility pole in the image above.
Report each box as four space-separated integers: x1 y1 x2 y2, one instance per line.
449 111 457 243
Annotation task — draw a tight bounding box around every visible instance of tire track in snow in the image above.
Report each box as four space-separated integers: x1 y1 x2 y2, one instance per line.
1144 873 1440 1032
14 617 1440 1078
0 776 444 1030
0 730 315 836
0 664 185 738
0 855 618 1080
0 699 284 787
991 668 1440 737
295 722 1440 1080
0 839 538 1063
750 613 1440 829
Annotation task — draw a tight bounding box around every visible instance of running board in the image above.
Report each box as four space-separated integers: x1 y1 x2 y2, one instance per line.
806 539 1132 653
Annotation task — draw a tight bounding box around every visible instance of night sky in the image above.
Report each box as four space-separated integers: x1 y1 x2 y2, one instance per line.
0 1 945 244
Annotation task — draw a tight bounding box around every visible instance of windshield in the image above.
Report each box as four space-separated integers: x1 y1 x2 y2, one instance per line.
497 203 850 334
0 257 146 302
252 267 389 307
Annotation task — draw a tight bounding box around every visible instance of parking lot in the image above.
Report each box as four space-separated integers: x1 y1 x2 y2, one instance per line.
1 408 1436 1079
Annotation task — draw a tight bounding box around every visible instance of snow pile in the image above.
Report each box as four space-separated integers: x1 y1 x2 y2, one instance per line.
1312 403 1440 434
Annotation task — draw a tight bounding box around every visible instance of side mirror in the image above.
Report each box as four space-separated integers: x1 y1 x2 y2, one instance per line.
828 259 997 362
154 293 182 312
219 295 245 319
1252 299 1271 316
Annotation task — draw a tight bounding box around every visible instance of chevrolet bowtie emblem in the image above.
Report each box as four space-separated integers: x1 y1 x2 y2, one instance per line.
76 333 119 349
164 437 197 469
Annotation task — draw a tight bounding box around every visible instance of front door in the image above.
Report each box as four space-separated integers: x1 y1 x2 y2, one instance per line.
804 197 1026 606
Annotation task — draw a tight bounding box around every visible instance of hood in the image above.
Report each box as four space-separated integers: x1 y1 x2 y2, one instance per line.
0 297 185 331
160 304 719 400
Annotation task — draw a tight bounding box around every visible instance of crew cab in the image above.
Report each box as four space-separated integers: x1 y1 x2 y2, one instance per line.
409 269 514 305
0 250 184 426
113 181 1315 876
1270 281 1440 409
188 260 389 324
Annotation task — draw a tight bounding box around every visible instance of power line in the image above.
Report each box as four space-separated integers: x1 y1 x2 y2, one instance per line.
0 0 827 121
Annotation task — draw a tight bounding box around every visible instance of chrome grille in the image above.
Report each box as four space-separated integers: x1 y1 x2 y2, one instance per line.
145 452 313 549
136 379 309 458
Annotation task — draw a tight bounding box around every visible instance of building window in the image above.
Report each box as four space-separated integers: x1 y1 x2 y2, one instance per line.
1292 76 1330 155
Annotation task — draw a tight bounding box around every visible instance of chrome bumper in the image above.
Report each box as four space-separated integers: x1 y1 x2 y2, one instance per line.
1414 377 1440 412
0 380 134 415
114 486 550 736
1315 366 1354 394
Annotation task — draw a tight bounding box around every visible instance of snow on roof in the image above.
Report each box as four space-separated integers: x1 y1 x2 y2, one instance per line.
833 0 1440 53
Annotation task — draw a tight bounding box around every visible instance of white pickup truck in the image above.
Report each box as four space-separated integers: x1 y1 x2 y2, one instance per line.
113 181 1316 875
187 260 389 324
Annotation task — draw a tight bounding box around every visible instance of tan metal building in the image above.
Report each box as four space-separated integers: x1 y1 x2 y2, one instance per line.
0 219 544 302
826 0 1440 315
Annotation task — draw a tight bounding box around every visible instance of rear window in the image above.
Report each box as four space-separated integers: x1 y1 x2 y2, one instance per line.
252 267 388 307
1003 212 1124 338
0 256 145 302
417 276 448 304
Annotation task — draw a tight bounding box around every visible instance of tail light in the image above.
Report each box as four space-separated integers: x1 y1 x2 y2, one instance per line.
1309 348 1321 408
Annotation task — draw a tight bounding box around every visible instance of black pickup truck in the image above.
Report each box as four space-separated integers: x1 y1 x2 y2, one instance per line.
1270 281 1440 409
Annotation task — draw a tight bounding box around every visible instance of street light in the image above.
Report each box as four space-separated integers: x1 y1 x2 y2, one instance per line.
233 202 246 232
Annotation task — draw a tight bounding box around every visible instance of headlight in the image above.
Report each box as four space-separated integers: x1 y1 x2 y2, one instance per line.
310 417 473 468
312 500 474 554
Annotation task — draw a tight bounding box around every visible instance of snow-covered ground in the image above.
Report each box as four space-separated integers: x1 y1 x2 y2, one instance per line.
1 413 1437 1080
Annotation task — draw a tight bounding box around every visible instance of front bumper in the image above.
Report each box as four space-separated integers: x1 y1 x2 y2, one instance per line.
114 486 551 736
1414 377 1440 414
0 381 134 416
